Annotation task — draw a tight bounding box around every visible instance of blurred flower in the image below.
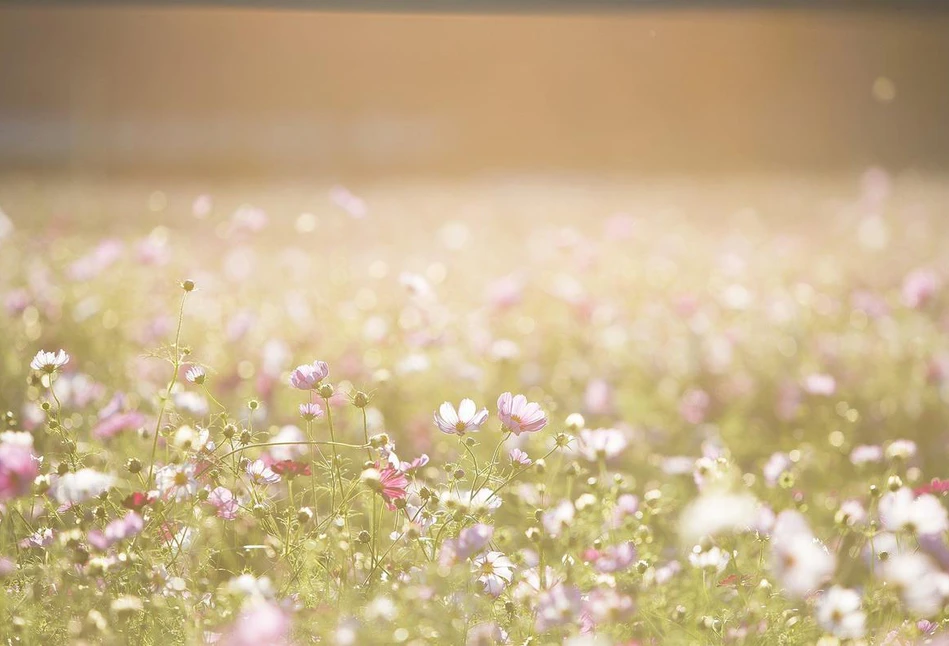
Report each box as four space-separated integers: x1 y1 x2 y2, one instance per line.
433 399 489 436
689 545 730 573
542 500 575 537
584 541 637 573
88 512 144 551
816 586 866 639
763 452 792 488
902 268 939 309
0 443 39 501
185 366 206 385
679 388 710 424
803 373 836 396
207 486 239 520
50 469 114 505
497 392 548 435
880 488 948 536
881 552 949 617
577 428 627 462
850 444 883 465
770 510 835 598
679 492 757 545
535 585 583 632
441 524 494 566
221 601 291 646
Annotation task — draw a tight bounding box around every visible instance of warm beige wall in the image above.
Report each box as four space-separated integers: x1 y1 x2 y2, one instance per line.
1 7 948 176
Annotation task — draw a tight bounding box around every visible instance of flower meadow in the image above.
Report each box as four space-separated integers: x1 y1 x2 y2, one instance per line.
2 174 949 645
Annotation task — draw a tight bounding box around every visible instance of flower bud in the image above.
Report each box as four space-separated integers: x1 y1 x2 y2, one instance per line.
318 383 335 399
126 458 142 474
297 507 314 524
352 391 371 408
181 279 196 292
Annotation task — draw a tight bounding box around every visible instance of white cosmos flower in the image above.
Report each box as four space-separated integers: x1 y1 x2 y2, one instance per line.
577 428 628 462
156 463 199 501
770 510 835 598
30 349 70 374
433 399 489 436
688 545 730 573
50 469 114 505
816 586 866 639
472 551 515 597
542 500 575 538
880 487 948 536
679 491 758 545
881 552 949 617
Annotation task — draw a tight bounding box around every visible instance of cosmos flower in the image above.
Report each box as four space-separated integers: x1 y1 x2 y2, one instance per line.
770 510 835 598
30 349 69 374
88 512 144 551
433 399 489 436
535 585 583 632
155 464 199 501
497 392 548 435
50 469 115 505
881 553 949 617
185 366 206 385
471 551 515 597
221 601 291 646
207 486 239 520
803 373 836 396
289 361 329 390
440 524 495 566
299 402 323 421
816 586 866 639
270 460 311 478
902 268 939 309
0 443 39 501
363 464 409 511
879 487 948 536
577 428 628 462
583 542 637 573
246 460 281 486
542 500 575 538
510 448 532 466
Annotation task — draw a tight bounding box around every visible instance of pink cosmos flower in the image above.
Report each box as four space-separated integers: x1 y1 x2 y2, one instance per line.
88 512 144 550
374 463 409 511
93 410 146 439
497 392 547 435
902 268 939 309
221 601 291 646
803 373 836 396
535 585 583 632
288 361 329 390
583 541 637 573
611 493 640 528
679 388 710 424
510 448 532 466
434 399 489 436
0 443 39 501
207 486 239 520
440 523 495 566
398 454 429 473
299 402 323 420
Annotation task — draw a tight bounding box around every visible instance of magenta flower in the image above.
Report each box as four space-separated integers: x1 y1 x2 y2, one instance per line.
371 463 409 511
222 601 291 646
0 443 38 501
288 360 329 390
496 392 547 435
434 399 489 436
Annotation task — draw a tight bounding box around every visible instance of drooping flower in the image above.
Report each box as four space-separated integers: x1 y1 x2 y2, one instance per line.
816 586 866 639
270 460 311 478
433 399 489 436
185 366 206 385
30 349 69 374
289 361 329 390
472 551 515 597
497 392 547 435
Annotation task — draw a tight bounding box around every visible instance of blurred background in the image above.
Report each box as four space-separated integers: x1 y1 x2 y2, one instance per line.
1 5 948 180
